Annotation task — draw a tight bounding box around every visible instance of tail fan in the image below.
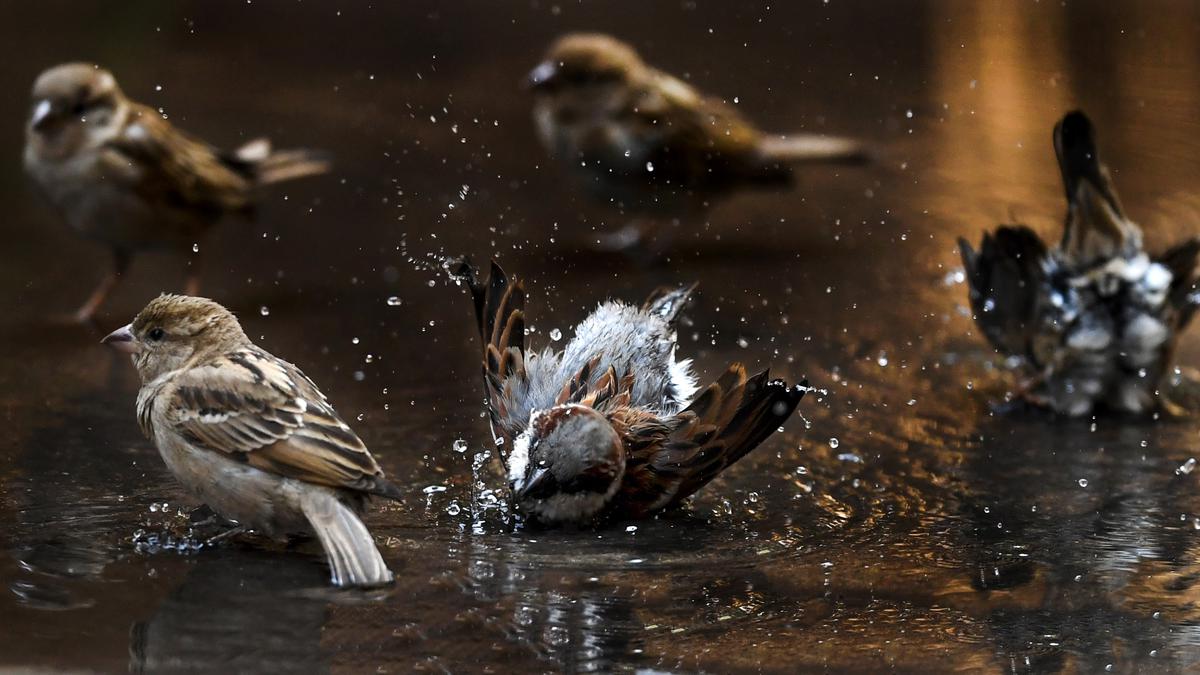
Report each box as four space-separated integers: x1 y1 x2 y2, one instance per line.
620 364 806 515
299 491 393 588
227 137 331 187
758 134 871 166
1053 111 1140 266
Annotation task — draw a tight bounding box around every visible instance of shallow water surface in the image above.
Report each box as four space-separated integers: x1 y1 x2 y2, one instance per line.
4 1 1200 672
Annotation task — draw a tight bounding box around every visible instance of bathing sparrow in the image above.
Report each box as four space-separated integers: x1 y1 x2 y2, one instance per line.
959 111 1200 416
457 259 807 524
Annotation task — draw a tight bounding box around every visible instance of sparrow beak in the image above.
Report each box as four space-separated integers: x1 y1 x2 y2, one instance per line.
514 467 557 501
525 61 558 91
30 99 54 131
101 323 141 354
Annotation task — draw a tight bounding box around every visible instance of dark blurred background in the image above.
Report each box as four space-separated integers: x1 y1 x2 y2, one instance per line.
4 1 1200 672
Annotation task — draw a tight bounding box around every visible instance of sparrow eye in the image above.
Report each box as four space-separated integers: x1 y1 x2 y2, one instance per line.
71 101 87 116
147 327 165 341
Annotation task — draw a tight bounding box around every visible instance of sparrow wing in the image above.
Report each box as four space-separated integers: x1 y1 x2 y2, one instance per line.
103 103 254 219
457 259 531 447
1054 110 1141 267
614 364 805 516
958 226 1051 361
1157 237 1200 328
162 347 400 498
620 70 780 191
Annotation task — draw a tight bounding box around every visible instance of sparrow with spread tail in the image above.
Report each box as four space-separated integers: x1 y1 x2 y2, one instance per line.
958 111 1200 417
528 33 868 251
456 260 807 524
102 295 399 587
25 63 330 322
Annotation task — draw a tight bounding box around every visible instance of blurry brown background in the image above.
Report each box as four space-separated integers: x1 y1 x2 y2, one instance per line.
3 1 1200 672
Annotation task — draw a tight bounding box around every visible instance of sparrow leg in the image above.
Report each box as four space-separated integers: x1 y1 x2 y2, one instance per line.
74 249 130 323
991 373 1053 414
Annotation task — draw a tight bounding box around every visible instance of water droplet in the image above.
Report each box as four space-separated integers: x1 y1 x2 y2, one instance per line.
452 439 468 453
876 352 889 367
351 337 360 345
445 501 461 516
828 438 840 449
1078 478 1089 488
550 328 562 342
645 161 655 172
625 525 637 533
1177 458 1196 475
259 306 270 316
422 485 447 494
192 243 200 253
386 296 402 307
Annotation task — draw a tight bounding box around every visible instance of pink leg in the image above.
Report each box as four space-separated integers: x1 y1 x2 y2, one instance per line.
74 250 130 323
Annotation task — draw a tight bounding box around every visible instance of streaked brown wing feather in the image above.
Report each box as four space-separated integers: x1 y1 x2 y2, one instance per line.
165 347 399 498
1158 238 1200 328
106 103 253 218
615 364 806 516
458 260 529 446
626 71 771 191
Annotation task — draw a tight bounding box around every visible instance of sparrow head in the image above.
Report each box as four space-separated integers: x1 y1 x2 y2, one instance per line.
102 295 250 383
528 33 643 93
28 63 126 156
508 404 626 524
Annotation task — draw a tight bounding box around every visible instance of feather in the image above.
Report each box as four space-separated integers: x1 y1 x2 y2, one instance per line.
163 346 401 499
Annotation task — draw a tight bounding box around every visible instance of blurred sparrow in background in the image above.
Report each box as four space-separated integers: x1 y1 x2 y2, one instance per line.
457 259 806 525
25 63 330 322
959 110 1200 417
102 295 398 587
528 33 868 252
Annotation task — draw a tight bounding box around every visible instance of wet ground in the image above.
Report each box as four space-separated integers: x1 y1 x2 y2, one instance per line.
3 1 1200 672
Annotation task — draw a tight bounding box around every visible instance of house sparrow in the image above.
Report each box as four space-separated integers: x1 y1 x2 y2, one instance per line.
25 63 330 322
101 295 399 587
958 110 1200 416
456 259 807 524
528 33 867 251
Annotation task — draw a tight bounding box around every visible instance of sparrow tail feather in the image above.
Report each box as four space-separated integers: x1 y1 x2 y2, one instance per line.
757 134 870 166
230 138 331 186
1054 110 1139 265
300 491 393 588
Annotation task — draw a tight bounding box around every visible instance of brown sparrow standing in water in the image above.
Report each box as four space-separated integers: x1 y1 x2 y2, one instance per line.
25 63 330 322
456 260 807 524
959 111 1200 417
102 295 399 587
528 33 868 252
